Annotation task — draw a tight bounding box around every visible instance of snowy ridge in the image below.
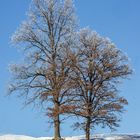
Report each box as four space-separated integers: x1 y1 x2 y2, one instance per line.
66 134 140 140
0 135 51 140
0 134 140 140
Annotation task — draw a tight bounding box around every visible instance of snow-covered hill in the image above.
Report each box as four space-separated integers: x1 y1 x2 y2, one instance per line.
0 134 140 140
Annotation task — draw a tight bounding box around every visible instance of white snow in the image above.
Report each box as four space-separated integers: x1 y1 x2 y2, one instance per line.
0 134 140 140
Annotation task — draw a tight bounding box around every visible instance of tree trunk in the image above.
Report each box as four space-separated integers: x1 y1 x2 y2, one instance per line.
54 115 61 140
85 117 91 140
54 103 61 140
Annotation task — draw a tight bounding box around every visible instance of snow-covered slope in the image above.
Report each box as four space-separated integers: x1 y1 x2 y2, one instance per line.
67 134 140 140
0 134 140 140
0 135 51 140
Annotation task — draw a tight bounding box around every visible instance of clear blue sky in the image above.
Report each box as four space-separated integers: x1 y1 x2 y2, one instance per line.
0 0 140 137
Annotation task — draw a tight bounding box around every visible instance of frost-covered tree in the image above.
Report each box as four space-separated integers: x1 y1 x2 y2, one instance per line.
69 29 132 140
9 0 76 139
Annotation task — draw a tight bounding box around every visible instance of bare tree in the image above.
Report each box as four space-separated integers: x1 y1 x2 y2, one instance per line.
9 0 76 139
69 29 132 140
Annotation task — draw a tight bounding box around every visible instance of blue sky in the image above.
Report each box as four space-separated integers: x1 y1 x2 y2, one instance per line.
0 0 140 137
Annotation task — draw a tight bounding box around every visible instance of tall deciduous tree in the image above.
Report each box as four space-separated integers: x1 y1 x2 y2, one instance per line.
9 0 76 139
70 29 132 140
